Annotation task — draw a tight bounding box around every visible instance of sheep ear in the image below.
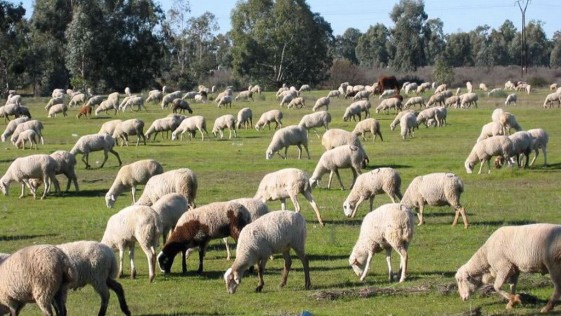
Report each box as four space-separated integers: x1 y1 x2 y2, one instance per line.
110 194 115 201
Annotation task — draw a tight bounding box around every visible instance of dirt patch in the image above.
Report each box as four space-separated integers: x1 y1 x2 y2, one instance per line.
310 283 456 300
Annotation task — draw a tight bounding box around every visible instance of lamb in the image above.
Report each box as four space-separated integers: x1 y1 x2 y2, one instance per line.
342 102 364 121
309 144 368 190
265 125 310 160
401 172 468 228
415 107 440 128
236 107 252 129
76 104 93 118
224 210 310 293
543 91 560 108
398 111 417 140
171 98 193 114
101 205 163 282
112 118 147 146
527 128 549 166
255 109 283 131
349 203 414 282
25 150 80 194
135 168 197 209
105 159 164 208
287 96 305 109
10 119 44 145
13 129 38 150
157 201 250 274
353 90 370 100
342 168 402 218
70 133 122 169
212 114 237 139
145 115 184 140
504 93 517 105
57 241 131 316
321 128 361 150
496 111 523 135
425 93 446 107
476 122 504 142
217 95 233 108
378 89 396 99
298 111 331 137
235 90 253 102
459 92 478 108
254 168 324 226
46 102 68 118
145 90 163 103
312 96 330 111
94 100 117 116
69 92 86 107
455 223 561 313
375 97 402 114
444 95 460 108
465 136 515 174
0 154 61 199
404 96 425 108
86 95 104 108
1 116 29 142
44 97 63 110
0 244 75 316
171 115 208 141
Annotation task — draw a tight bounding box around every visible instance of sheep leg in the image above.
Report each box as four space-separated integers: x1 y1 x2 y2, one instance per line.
385 248 394 282
280 198 287 211
303 144 310 159
223 237 232 260
82 153 91 169
118 247 125 278
541 267 561 312
529 148 539 166
197 245 206 274
255 258 266 292
477 159 485 174
359 251 373 281
453 207 469 228
279 250 292 288
396 246 408 283
302 191 324 226
181 249 187 274
93 282 111 316
47 172 60 196
283 146 289 159
296 144 302 159
107 278 131 316
417 205 425 226
20 181 30 199
109 149 122 166
129 246 137 279
493 269 519 309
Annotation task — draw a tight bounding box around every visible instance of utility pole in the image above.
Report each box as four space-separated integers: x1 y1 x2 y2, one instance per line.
516 0 530 77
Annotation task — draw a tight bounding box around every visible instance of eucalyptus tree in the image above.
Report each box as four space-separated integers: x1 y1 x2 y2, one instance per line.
333 28 362 65
388 0 428 71
355 24 390 68
0 1 28 92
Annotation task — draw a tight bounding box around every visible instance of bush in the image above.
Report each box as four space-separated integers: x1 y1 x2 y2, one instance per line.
527 76 548 88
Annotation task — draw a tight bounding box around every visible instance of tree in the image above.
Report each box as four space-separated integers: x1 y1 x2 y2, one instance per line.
432 58 454 85
488 21 517 66
0 1 28 92
333 28 361 64
230 0 333 88
444 32 474 67
422 18 445 65
388 0 428 71
355 24 390 68
550 31 561 67
524 20 551 67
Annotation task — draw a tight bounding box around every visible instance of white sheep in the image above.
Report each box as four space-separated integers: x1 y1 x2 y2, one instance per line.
309 144 368 190
312 96 330 111
404 96 425 108
455 223 561 313
434 83 447 94
112 118 147 146
157 201 250 274
95 100 117 116
378 89 396 99
212 114 237 139
287 96 305 109
543 91 560 108
120 96 145 112
401 172 467 228
353 90 370 100
504 93 517 106
298 111 331 138
279 94 293 107
217 95 233 108
476 122 504 142
265 125 309 160
13 129 38 150
235 90 254 102
0 154 61 199
415 107 439 128
171 115 208 141
321 128 361 150
496 111 523 135
145 90 163 103
69 92 86 107
465 136 515 174
236 107 252 129
135 168 197 209
425 93 446 107
170 98 192 114
342 168 402 218
0 244 75 315
254 168 324 226
98 119 122 135
389 110 415 131
505 131 533 167
444 95 460 108
160 91 183 109
351 119 382 143
342 102 364 122
224 210 310 293
479 83 488 91
145 115 184 140
151 193 189 244
398 111 417 140
1 116 29 142
101 205 163 282
86 95 104 108
105 159 164 208
44 96 63 111
10 119 44 145
249 84 262 94
349 203 414 282
459 92 478 108
527 128 549 166
255 109 283 131
26 150 80 194
375 97 402 114
70 133 122 169
57 241 131 316
327 90 340 98
466 81 473 93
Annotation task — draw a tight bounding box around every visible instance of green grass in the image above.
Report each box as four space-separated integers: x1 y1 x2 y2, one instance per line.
0 89 559 315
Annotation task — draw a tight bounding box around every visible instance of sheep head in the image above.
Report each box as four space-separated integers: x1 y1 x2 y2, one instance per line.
455 268 482 301
224 267 241 294
105 193 116 208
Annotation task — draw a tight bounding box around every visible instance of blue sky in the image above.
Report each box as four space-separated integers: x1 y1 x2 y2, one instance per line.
14 0 559 38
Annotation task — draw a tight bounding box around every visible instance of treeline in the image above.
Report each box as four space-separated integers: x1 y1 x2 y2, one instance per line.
1 0 560 96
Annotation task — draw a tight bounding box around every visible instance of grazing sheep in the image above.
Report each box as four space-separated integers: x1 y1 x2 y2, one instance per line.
504 93 517 106
171 98 193 114
349 203 414 282
120 96 145 112
415 107 439 128
550 83 558 91
0 244 75 316
0 154 61 199
434 84 447 94
287 97 305 109
255 109 283 131
13 129 38 150
152 193 189 244
344 100 371 121
160 91 183 109
389 110 415 131
105 159 164 208
69 92 86 107
57 241 131 316
476 122 505 142
145 90 163 103
101 205 163 282
1 116 29 142
375 97 402 114
455 224 561 313
236 107 253 129
157 201 250 274
26 150 80 194
404 96 425 108
495 111 523 135
527 128 549 166
265 125 309 160
312 97 330 111
135 168 197 209
465 136 515 174
224 210 310 293
444 95 460 108
398 111 417 140
249 85 262 94
321 128 361 150
425 93 446 107
353 90 370 101
298 111 331 138
505 131 533 167
112 118 147 146
86 95 104 108
94 100 117 116
279 94 294 107
76 104 93 118
459 92 478 108
235 90 253 102
171 115 208 141
543 91 560 108
145 115 184 140
10 119 44 145
378 89 397 99
327 90 340 98
217 95 233 108
342 168 402 218
487 88 503 97
466 81 473 93
212 114 237 139
309 144 368 190
352 118 383 142
254 168 324 226
70 133 122 169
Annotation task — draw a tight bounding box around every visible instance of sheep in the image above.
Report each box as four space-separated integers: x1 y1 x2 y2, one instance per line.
76 104 93 119
504 93 517 106
403 82 417 94
466 81 473 93
327 90 340 98
496 111 523 135
94 100 117 116
145 115 184 140
279 94 293 107
70 133 122 169
112 118 147 146
343 102 364 122
349 203 414 282
348 100 371 120
543 92 560 108
13 128 39 150
44 96 63 110
342 168 402 218
160 91 183 109
415 107 440 128
551 83 558 91
479 83 488 91
224 210 310 293
98 119 123 136
434 83 447 94
444 95 460 108
0 154 61 199
465 136 515 174
487 88 503 97
287 96 305 109
217 95 233 108
86 95 104 108
151 193 189 241
353 90 370 100
10 119 44 145
157 201 250 274
47 102 68 118
527 128 549 166
171 98 193 114
101 205 163 283
183 91 199 100
236 108 252 129
249 85 262 94
309 144 368 190
321 128 361 151
375 97 402 114
389 110 415 131
265 125 309 160
298 111 331 138
459 92 478 108
120 96 146 112
69 92 86 107
476 122 505 142
0 244 75 316
57 241 131 316
425 92 446 107
235 90 253 102
398 111 417 140
135 168 197 209
212 114 237 139
404 96 425 108
25 150 80 194
105 159 164 208
504 131 533 168
51 88 65 99
455 223 561 313
145 90 163 103
1 116 29 142
351 118 383 143
312 96 330 111
255 109 283 131
254 168 324 226
401 172 468 228
171 115 208 141
378 89 396 99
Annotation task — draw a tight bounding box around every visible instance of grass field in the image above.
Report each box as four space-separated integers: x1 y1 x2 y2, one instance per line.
0 88 559 315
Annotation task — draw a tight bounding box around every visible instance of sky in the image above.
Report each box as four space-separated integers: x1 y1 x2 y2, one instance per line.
13 0 560 38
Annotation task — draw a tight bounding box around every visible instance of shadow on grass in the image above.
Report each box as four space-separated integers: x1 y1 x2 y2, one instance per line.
533 162 561 171
365 164 413 170
140 313 228 316
0 233 58 241
68 189 107 197
470 220 537 226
